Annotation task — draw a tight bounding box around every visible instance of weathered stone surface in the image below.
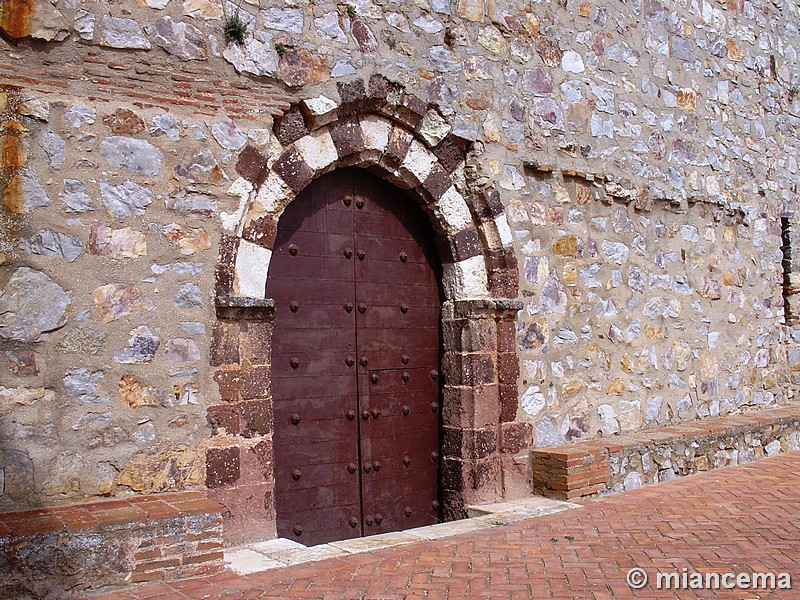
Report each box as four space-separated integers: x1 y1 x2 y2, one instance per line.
262 7 303 33
477 25 507 55
352 19 378 52
175 148 224 183
64 105 95 128
535 417 565 447
152 16 208 60
59 179 94 212
98 137 163 176
416 110 451 147
183 0 222 19
316 11 347 43
4 171 50 213
151 262 203 276
429 45 462 73
63 368 107 406
93 284 154 323
174 282 204 308
0 449 35 501
522 68 553 95
40 131 65 170
0 0 69 41
212 120 247 151
677 88 697 111
150 113 180 140
223 38 278 77
19 95 49 121
301 96 339 131
116 443 196 493
88 221 147 259
562 50 585 73
531 98 564 130
598 404 619 435
100 16 151 49
536 36 563 67
413 14 443 34
102 108 145 135
278 49 330 88
165 190 218 214
100 180 154 218
119 372 161 408
163 223 211 255
455 0 484 21
4 350 40 376
114 326 160 364
74 9 95 41
0 268 70 342
57 328 107 356
164 338 201 362
520 386 545 417
553 235 578 257
0 386 51 418
20 230 82 262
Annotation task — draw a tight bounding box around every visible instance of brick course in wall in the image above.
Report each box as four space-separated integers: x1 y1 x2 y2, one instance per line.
0 51 291 122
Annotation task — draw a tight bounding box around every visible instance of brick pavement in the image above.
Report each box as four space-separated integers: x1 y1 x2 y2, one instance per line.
88 452 800 599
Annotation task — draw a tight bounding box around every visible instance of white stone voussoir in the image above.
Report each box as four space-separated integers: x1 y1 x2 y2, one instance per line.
443 255 489 300
301 96 339 130
432 186 473 234
495 214 514 247
221 177 255 234
416 109 451 147
234 240 272 299
360 115 391 153
399 140 437 186
295 131 338 173
254 171 292 216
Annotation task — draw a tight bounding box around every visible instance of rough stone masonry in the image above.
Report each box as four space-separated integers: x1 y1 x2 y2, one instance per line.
0 0 799 559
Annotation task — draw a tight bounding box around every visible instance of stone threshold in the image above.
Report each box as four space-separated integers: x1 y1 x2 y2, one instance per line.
224 495 580 575
532 404 800 500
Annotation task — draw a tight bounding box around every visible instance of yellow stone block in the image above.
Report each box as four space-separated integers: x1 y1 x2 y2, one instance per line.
606 377 626 394
726 39 744 61
455 0 484 22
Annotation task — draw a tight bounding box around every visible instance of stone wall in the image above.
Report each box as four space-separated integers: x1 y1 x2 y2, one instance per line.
0 0 799 522
531 404 800 499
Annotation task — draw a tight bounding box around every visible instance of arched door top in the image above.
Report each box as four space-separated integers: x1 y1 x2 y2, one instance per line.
214 77 518 306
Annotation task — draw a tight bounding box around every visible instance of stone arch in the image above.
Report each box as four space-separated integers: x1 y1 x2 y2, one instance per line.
209 77 529 544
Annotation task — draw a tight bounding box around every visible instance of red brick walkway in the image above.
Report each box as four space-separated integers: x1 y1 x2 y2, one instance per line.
90 453 800 599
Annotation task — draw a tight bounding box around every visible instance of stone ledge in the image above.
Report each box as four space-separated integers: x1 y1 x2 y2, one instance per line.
0 491 225 595
531 405 800 500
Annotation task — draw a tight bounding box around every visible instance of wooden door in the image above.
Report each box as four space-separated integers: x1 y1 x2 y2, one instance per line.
267 168 442 546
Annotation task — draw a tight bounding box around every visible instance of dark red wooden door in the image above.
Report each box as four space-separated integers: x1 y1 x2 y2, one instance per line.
267 168 442 546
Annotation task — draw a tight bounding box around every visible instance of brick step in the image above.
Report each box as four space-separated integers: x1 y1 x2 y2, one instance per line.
0 491 225 596
531 405 800 500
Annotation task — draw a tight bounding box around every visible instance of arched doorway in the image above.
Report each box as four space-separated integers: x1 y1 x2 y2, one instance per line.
266 168 443 545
